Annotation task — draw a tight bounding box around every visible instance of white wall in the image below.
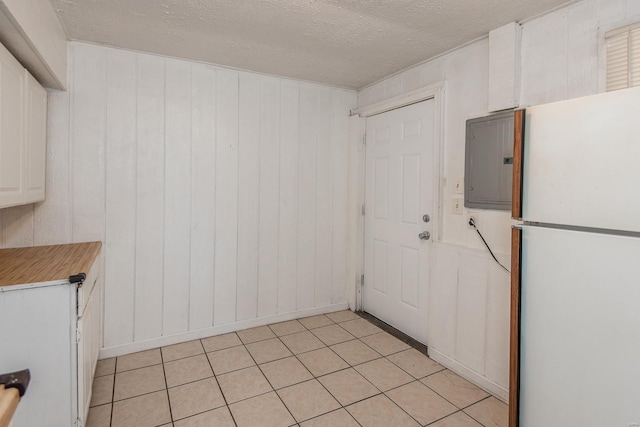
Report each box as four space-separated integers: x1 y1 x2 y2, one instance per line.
357 0 640 401
0 42 356 356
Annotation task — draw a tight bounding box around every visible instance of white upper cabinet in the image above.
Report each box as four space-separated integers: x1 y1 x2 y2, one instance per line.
24 73 47 203
0 41 47 209
0 0 68 89
0 41 25 207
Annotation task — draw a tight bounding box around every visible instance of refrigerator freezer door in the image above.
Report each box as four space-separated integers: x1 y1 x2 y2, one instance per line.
521 86 640 232
519 225 640 427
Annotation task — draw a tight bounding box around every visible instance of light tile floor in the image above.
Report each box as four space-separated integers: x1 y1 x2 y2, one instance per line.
87 311 508 427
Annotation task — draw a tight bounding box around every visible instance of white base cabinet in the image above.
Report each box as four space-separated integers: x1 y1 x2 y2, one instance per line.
0 250 102 427
0 40 47 209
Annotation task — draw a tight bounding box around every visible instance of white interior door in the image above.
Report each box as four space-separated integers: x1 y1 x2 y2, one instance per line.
363 99 434 344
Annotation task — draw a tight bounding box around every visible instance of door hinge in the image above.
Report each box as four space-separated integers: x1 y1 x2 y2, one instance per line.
76 328 81 343
362 131 367 145
361 204 365 216
360 274 365 287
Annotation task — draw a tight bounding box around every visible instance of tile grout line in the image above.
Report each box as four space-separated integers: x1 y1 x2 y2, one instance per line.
368 349 495 427
300 315 449 427
225 328 412 369
210 320 364 425
377 366 465 425
159 346 175 425
277 335 366 427
280 328 425 427
239 337 299 425
110 357 117 427
276 326 391 426
458 395 496 427
199 337 239 427
418 373 491 416
424 409 465 426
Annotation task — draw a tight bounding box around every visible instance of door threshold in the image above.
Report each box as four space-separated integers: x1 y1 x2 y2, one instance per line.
356 311 428 356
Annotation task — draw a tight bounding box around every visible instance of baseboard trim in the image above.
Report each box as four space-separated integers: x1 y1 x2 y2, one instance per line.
429 348 509 403
99 303 349 359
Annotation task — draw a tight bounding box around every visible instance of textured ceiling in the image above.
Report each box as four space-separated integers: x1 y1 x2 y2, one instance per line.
51 0 574 89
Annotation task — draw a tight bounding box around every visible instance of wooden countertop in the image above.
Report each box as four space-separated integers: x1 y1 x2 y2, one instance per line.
0 385 19 427
0 242 101 287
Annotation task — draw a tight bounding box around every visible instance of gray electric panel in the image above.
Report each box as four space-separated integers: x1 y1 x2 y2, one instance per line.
464 111 514 210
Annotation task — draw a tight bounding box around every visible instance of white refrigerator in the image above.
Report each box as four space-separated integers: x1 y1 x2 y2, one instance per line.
510 86 640 427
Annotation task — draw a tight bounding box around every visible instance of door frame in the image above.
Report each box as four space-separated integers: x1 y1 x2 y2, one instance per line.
348 82 446 312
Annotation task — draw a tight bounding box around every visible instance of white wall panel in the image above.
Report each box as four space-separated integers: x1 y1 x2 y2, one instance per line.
485 263 510 388
257 77 281 318
488 22 521 111
521 9 569 106
331 92 350 304
134 54 165 341
567 1 599 99
314 89 333 307
345 115 365 311
277 81 300 314
104 49 137 347
33 91 72 245
599 0 626 22
213 69 240 326
0 205 33 248
71 44 106 244
236 72 260 321
628 0 640 17
297 85 318 311
428 245 458 356
189 65 216 331
163 59 192 335
455 254 488 374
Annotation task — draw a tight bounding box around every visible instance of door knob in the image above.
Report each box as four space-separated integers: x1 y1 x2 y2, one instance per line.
418 231 430 240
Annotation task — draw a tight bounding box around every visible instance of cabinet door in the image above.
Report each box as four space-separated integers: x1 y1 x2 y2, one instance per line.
77 256 103 425
0 42 25 208
24 72 47 203
76 299 92 426
0 284 74 427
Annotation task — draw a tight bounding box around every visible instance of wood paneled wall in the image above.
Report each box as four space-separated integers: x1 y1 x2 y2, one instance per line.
0 43 356 354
